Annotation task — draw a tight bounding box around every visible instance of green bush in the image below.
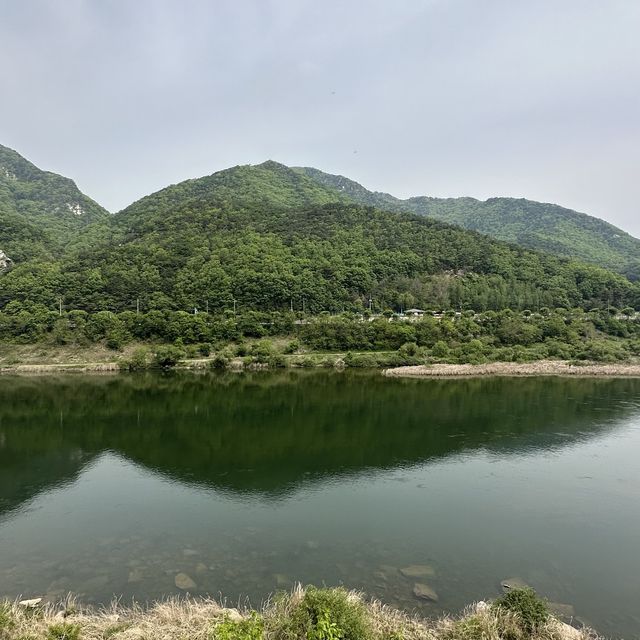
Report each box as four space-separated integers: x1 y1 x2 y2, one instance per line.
213 612 263 640
152 345 185 368
210 353 230 370
272 587 370 640
47 623 81 640
283 340 300 354
198 342 212 357
250 340 276 363
267 354 287 368
492 588 549 634
344 352 378 368
119 347 150 371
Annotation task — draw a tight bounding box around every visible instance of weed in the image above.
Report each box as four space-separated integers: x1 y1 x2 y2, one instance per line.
47 623 81 640
212 613 263 640
493 588 549 634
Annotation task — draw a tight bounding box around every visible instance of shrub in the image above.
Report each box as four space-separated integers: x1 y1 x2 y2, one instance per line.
152 345 185 368
198 342 212 357
283 340 300 354
119 347 150 371
267 354 287 368
431 341 450 358
213 612 263 640
210 353 230 370
47 623 81 640
492 587 549 634
250 340 276 363
344 352 378 368
271 587 369 640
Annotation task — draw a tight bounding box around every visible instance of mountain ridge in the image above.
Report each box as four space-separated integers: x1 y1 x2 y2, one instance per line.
0 143 109 264
294 166 640 278
2 158 637 315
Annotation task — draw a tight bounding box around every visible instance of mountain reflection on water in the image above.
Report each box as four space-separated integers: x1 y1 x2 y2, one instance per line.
1 371 640 638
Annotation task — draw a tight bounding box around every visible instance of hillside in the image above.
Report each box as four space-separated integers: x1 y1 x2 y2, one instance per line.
295 167 640 278
1 160 637 314
0 144 109 265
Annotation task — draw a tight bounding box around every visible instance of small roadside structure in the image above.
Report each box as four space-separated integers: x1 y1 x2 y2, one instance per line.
405 308 426 318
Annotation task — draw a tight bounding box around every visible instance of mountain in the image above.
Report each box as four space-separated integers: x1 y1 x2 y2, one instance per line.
1 160 636 314
0 143 109 265
295 167 640 278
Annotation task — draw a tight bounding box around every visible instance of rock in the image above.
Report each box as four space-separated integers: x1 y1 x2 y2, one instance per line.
412 583 439 602
549 602 576 619
78 574 110 591
551 620 582 640
273 573 291 588
128 567 148 583
500 577 530 593
474 601 490 613
0 249 13 272
19 598 43 608
378 564 399 575
174 572 197 590
221 608 243 622
195 563 208 575
183 549 199 557
400 564 436 578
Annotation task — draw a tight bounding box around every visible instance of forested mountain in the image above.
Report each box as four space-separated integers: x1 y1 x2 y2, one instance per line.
0 144 109 264
1 160 637 315
295 167 640 278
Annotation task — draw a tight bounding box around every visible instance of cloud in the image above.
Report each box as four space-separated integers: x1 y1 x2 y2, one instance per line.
1 0 638 235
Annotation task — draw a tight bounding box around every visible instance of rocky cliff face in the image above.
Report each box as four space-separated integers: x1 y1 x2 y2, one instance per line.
0 249 13 271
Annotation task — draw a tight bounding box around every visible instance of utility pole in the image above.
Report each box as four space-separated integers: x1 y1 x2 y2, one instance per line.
136 298 140 315
303 297 306 314
233 298 237 315
206 300 209 314
290 298 293 312
368 295 373 312
59 297 63 317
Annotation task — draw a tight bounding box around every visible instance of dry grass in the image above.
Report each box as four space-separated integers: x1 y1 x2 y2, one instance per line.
0 588 599 640
383 360 640 378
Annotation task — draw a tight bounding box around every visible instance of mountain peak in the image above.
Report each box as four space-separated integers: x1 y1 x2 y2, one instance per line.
0 142 110 263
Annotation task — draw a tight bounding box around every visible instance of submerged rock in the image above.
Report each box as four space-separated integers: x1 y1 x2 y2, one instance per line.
400 564 436 579
412 583 439 602
549 602 576 619
174 572 197 590
195 563 208 574
273 573 291 588
500 577 530 593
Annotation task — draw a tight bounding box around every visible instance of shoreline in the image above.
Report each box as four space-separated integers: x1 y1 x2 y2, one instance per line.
2 356 640 377
383 360 640 378
0 586 594 640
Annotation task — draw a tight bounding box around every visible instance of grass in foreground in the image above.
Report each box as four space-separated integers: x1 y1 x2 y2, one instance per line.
0 587 597 640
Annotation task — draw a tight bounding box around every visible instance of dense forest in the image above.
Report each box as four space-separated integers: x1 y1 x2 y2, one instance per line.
297 167 640 278
1 150 640 364
0 143 109 262
2 160 638 315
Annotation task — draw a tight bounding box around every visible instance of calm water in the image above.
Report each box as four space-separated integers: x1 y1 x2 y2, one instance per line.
1 371 639 637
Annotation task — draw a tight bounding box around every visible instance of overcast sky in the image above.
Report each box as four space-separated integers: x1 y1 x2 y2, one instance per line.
1 0 639 235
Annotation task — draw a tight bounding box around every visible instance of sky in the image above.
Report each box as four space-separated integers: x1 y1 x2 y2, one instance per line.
1 0 639 235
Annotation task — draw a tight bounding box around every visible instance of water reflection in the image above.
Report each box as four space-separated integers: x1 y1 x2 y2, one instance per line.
0 372 639 638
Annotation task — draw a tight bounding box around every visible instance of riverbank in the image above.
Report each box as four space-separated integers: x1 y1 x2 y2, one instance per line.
3 354 640 378
383 360 640 378
1 586 594 640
